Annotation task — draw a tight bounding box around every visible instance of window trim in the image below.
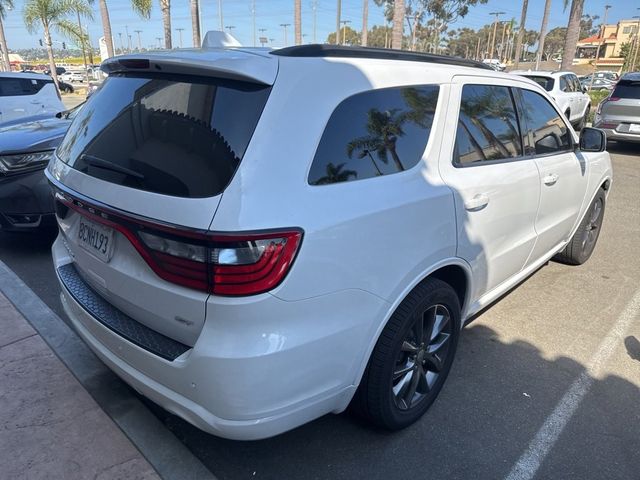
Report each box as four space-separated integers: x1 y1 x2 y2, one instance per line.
306 83 442 186
451 84 527 169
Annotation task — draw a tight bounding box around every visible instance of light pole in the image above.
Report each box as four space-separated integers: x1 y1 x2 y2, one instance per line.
176 27 184 48
250 0 256 47
311 0 317 43
631 12 640 71
218 0 224 31
340 20 351 45
135 30 142 51
489 11 505 59
335 0 342 45
590 4 611 91
280 23 291 46
125 25 130 52
118 32 124 54
156 37 162 49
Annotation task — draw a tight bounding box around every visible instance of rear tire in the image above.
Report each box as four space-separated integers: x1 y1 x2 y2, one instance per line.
352 278 460 430
575 105 589 131
554 189 606 265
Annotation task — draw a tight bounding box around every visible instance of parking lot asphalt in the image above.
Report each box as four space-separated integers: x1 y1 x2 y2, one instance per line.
0 143 638 480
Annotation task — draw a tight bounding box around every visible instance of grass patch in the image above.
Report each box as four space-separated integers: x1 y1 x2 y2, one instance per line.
587 90 610 123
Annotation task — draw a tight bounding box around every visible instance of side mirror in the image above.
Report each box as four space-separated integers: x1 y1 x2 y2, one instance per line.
579 127 606 152
582 86 588 93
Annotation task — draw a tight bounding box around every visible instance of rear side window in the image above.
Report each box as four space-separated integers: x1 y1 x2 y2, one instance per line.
524 75 554 92
612 81 640 99
454 84 522 165
519 89 572 155
308 85 439 185
0 77 52 97
57 74 270 198
560 76 573 92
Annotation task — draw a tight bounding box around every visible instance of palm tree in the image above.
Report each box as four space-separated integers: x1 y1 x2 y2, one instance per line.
24 0 92 85
513 0 528 68
347 108 409 172
315 163 357 184
560 0 584 71
294 0 301 45
535 0 552 69
160 0 171 48
0 0 13 72
98 0 150 59
190 0 200 47
361 0 368 46
391 0 404 49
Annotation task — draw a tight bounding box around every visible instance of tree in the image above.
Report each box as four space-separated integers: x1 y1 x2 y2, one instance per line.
160 0 171 48
326 25 360 45
98 0 150 59
0 0 13 71
544 27 566 60
315 163 358 185
560 0 584 70
366 25 392 47
580 14 599 38
24 0 92 85
294 0 301 45
190 0 200 47
513 0 528 68
391 0 405 49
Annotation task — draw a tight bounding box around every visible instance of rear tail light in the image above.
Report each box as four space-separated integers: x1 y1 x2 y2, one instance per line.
55 190 302 296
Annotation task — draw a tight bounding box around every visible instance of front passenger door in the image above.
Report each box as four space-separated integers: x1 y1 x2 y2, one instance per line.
439 80 540 299
517 88 588 264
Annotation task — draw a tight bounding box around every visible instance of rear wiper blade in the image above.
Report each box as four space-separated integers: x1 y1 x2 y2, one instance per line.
81 154 145 180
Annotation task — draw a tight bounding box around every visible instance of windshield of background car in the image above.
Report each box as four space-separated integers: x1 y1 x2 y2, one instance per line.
56 73 271 198
612 81 640 99
523 75 554 92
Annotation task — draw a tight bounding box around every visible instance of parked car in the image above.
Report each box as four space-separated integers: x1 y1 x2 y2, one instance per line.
482 58 506 71
579 71 619 83
47 44 612 440
593 71 640 144
59 71 85 83
511 70 591 129
0 72 65 127
44 66 66 76
580 77 615 92
0 103 83 231
57 79 74 93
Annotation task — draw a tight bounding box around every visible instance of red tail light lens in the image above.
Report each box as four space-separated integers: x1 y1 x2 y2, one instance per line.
138 229 303 296
55 190 302 296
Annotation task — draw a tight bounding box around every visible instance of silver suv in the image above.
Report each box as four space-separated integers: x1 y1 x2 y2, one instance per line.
594 72 640 143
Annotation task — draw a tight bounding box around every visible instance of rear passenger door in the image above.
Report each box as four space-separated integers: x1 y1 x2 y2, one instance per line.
439 78 540 298
558 74 577 122
516 87 588 263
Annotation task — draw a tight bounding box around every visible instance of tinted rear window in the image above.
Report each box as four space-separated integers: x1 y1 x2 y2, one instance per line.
523 75 554 92
612 81 640 99
308 85 439 185
57 74 270 198
0 77 53 96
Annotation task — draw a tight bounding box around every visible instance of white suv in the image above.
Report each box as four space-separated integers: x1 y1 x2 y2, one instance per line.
0 72 64 126
511 70 591 129
47 44 612 440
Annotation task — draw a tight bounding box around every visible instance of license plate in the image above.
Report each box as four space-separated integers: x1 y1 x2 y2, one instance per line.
78 218 114 262
629 124 640 133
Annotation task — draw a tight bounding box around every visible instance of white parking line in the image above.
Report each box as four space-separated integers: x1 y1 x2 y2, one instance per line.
505 288 640 480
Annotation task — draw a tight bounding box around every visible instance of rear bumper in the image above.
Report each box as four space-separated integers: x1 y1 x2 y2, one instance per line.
52 236 388 440
0 169 55 231
600 128 640 143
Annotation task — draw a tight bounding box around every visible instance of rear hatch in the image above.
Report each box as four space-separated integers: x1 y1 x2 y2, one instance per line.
48 49 276 347
599 78 640 134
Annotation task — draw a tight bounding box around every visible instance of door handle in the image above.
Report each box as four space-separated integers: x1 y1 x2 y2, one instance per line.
464 193 490 211
543 173 559 186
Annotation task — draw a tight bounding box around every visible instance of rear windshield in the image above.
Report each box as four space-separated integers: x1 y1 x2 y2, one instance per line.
57 74 270 198
523 75 554 92
0 77 53 97
612 81 640 99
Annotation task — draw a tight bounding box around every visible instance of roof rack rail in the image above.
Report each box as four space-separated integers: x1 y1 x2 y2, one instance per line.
271 44 494 70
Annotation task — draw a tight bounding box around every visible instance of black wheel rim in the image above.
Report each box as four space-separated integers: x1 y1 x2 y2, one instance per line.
392 304 453 411
581 198 603 255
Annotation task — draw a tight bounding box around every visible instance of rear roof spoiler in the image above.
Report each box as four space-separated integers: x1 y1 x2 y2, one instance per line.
101 48 278 85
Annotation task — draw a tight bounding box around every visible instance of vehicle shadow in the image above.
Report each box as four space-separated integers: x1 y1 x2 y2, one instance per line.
142 322 640 480
606 141 640 155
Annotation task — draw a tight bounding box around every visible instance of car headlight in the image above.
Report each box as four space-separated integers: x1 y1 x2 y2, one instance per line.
0 150 55 175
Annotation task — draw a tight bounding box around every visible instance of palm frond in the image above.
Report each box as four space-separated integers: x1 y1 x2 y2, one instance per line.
55 18 84 42
131 0 151 19
0 0 15 19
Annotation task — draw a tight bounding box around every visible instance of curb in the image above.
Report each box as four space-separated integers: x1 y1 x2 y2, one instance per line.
0 260 215 480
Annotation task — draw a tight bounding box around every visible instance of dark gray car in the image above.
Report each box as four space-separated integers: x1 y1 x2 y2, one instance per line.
0 104 81 231
593 72 640 144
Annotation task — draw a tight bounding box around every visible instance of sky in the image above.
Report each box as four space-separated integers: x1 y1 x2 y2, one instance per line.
2 0 637 51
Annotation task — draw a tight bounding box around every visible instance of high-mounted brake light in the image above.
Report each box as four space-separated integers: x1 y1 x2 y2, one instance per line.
55 190 302 296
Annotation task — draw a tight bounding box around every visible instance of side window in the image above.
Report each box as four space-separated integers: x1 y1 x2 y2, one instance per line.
453 84 522 166
571 75 582 92
0 78 51 97
308 85 439 185
559 76 573 92
519 89 573 156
